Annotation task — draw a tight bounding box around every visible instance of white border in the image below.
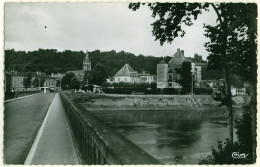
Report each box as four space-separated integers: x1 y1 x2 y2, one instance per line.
0 0 259 167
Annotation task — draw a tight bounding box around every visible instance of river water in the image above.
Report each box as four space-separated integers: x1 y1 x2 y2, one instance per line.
91 107 242 164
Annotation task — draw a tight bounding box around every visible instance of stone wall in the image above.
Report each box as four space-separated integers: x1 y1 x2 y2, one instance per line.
76 94 250 111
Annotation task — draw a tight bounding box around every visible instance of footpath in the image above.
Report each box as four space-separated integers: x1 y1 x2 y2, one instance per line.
24 93 79 165
4 93 42 103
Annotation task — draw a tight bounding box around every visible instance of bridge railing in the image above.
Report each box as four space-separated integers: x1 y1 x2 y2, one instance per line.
59 92 160 165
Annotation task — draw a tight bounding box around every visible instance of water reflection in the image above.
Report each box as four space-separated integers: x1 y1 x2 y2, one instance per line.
91 108 242 164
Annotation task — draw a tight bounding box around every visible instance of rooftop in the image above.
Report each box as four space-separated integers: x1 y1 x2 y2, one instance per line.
114 64 138 77
168 48 186 67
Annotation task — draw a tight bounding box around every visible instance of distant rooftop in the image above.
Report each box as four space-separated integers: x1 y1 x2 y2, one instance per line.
168 48 186 67
114 64 138 77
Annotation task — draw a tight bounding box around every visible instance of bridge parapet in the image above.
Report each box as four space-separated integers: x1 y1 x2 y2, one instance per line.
59 92 160 165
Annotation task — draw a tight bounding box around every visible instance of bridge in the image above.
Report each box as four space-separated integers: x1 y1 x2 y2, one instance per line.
4 92 160 165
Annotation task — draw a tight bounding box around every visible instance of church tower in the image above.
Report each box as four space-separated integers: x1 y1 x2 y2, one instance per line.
83 50 91 71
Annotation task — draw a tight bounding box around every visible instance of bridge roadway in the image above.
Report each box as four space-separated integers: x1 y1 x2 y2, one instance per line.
4 93 79 165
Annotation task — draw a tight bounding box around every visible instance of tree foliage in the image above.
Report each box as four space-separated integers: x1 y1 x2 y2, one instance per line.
61 72 80 89
129 2 257 162
181 62 192 94
92 63 108 86
23 73 32 89
5 48 205 79
129 3 210 45
199 107 253 164
32 76 40 88
83 71 94 85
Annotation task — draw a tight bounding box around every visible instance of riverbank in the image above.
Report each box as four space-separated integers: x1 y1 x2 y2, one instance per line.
75 94 249 111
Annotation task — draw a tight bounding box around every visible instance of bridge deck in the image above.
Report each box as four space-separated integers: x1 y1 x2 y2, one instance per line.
4 93 55 164
25 93 79 165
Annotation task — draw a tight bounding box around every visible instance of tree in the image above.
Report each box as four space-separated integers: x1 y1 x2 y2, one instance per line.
61 72 80 89
92 63 108 86
203 4 257 156
39 76 46 87
199 107 253 164
70 77 80 90
181 62 192 94
83 71 94 86
23 73 32 89
129 3 257 152
32 76 40 88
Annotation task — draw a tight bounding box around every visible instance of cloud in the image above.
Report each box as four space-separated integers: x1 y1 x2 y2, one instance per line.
4 3 217 60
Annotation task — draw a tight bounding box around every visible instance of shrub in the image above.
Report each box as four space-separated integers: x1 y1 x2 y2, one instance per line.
199 106 254 164
195 88 213 95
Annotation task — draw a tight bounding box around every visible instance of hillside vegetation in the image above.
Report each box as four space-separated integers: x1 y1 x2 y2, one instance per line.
5 49 205 77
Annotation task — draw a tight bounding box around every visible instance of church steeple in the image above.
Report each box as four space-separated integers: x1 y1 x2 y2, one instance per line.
83 50 91 71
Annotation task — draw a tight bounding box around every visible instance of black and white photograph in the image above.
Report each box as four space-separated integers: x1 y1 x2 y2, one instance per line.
2 0 258 165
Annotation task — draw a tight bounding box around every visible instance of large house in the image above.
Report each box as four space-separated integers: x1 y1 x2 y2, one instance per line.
157 48 202 89
112 64 156 84
5 71 57 92
66 50 91 81
113 64 140 83
139 72 156 84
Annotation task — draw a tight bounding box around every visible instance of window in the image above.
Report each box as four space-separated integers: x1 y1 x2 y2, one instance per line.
17 78 19 81
125 78 127 82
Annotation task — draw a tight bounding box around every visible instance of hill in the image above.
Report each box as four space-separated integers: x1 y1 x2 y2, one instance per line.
5 49 164 77
5 49 208 77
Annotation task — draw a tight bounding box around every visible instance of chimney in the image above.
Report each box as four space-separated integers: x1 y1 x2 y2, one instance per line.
181 50 184 56
177 48 180 54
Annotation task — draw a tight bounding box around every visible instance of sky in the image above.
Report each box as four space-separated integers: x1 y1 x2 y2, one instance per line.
4 2 217 60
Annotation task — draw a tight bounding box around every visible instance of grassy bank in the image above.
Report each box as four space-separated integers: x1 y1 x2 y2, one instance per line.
68 93 250 111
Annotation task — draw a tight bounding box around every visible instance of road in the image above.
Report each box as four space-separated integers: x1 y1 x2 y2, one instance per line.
27 93 79 165
4 93 55 164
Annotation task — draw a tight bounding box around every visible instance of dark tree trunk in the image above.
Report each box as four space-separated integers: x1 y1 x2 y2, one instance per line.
223 67 233 145
247 4 257 162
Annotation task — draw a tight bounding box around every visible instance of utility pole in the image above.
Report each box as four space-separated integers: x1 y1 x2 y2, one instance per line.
59 78 61 91
191 73 194 95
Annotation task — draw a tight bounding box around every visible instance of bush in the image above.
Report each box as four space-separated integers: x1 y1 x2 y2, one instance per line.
211 83 226 104
199 106 254 164
102 87 147 94
5 92 15 100
110 82 155 89
102 87 179 95
194 88 213 95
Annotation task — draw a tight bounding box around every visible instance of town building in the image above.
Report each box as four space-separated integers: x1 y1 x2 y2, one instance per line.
113 64 140 83
51 73 65 79
42 77 57 92
6 71 57 92
9 71 29 91
157 60 169 88
139 71 156 84
66 50 91 81
157 48 202 89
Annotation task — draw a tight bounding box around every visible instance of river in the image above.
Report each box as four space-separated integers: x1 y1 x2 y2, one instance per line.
91 107 243 164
